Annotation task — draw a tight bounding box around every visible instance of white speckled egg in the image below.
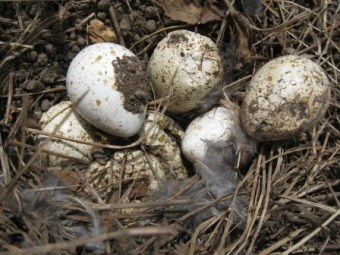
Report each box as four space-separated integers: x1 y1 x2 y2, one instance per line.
148 30 224 114
66 42 150 137
182 107 237 164
241 55 331 141
37 101 97 166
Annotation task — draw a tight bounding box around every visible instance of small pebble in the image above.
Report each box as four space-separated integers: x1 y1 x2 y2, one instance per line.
145 20 157 33
45 44 56 57
41 67 58 84
37 53 48 65
97 0 110 10
71 45 81 53
104 19 111 25
14 71 26 83
69 32 77 40
97 11 107 20
120 15 131 31
41 99 52 112
29 51 38 61
145 6 158 18
25 80 45 92
77 36 86 47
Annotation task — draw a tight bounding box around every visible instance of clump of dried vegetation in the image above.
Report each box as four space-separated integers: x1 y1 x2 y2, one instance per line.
0 0 339 254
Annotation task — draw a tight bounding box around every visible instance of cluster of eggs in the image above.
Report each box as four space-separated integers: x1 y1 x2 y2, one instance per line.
38 29 331 200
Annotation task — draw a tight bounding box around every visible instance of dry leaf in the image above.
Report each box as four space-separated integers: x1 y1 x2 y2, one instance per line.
158 0 224 25
88 19 117 43
201 0 225 24
234 20 252 62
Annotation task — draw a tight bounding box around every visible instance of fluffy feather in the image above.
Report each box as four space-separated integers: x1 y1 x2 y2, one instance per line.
154 139 249 229
6 176 102 254
241 0 262 17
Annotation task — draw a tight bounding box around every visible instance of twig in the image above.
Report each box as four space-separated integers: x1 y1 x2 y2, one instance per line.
4 73 13 124
0 41 34 49
258 228 306 255
0 135 11 184
0 227 178 255
109 6 125 47
282 209 340 255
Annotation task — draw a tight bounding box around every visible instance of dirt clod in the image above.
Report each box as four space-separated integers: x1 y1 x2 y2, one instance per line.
112 55 151 114
25 80 45 92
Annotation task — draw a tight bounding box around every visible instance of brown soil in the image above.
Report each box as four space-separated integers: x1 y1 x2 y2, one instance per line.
112 55 150 113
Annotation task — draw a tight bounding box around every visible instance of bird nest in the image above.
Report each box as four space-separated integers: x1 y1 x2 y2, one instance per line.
0 0 339 254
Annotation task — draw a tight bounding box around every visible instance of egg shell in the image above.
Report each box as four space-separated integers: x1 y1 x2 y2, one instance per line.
241 55 331 141
85 111 188 202
66 42 149 138
85 150 166 201
148 30 224 114
182 107 236 163
37 101 96 166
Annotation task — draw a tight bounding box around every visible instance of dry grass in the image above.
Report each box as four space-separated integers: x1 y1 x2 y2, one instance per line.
0 0 339 254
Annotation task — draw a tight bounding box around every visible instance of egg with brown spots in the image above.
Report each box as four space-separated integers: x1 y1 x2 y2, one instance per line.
36 101 97 166
66 43 151 137
148 30 224 114
241 55 331 141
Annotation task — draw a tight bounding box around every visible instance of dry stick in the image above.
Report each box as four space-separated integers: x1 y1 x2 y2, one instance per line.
129 24 189 50
216 10 229 48
4 73 13 124
295 16 317 52
5 96 31 145
309 192 340 202
296 179 340 199
18 96 29 172
319 236 331 255
26 126 149 150
117 152 127 204
141 145 163 183
275 170 303 205
322 171 340 207
9 140 89 164
0 41 34 49
108 6 125 47
14 2 24 31
0 135 11 184
258 228 306 255
0 227 178 255
271 147 284 183
1 86 66 98
240 159 266 255
91 199 192 211
205 214 225 247
287 30 340 77
64 12 95 33
225 151 264 254
305 132 330 187
282 209 340 255
247 164 272 254
188 217 218 255
223 0 314 33
222 75 252 92
278 195 337 213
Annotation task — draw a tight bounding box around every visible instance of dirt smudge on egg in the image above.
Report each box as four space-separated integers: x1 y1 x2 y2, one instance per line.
112 55 151 113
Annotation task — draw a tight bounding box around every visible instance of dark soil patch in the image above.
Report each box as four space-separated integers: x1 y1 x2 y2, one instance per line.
112 55 150 113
